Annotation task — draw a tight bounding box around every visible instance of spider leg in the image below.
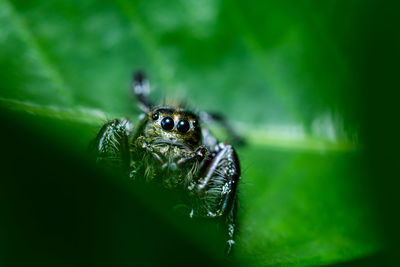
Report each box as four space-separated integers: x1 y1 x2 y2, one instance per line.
225 194 237 254
193 143 240 253
90 119 133 173
199 111 245 146
132 70 152 112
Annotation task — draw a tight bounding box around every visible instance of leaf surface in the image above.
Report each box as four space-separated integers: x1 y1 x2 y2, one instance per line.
0 0 383 266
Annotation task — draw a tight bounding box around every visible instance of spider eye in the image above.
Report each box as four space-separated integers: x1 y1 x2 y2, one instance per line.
192 120 198 127
151 112 159 120
161 117 174 130
177 120 190 134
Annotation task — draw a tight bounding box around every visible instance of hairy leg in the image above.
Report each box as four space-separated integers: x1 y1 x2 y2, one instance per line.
225 194 238 254
90 119 133 172
192 143 241 253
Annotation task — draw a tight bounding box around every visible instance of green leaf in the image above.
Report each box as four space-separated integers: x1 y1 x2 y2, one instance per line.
0 0 385 266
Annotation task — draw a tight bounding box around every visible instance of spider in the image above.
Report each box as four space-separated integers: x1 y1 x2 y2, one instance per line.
91 71 242 254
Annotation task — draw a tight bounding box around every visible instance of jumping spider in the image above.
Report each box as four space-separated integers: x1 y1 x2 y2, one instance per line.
91 71 242 254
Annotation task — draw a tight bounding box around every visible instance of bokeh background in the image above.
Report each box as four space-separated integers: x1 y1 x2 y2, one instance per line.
0 0 399 266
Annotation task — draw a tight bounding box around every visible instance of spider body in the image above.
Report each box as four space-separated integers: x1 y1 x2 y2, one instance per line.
91 71 242 253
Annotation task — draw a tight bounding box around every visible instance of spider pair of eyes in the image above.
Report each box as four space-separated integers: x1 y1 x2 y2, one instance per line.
151 113 198 134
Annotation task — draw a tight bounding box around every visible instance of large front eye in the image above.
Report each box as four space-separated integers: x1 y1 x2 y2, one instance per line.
177 120 190 133
161 117 174 130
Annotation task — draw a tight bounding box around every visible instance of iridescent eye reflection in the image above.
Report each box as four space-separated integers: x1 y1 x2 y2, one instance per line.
161 117 174 130
177 120 190 133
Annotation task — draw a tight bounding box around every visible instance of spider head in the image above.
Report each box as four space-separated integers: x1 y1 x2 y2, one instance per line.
137 106 203 188
142 106 202 149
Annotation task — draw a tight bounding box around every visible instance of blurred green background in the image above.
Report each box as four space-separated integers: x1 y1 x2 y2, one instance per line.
0 0 399 266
